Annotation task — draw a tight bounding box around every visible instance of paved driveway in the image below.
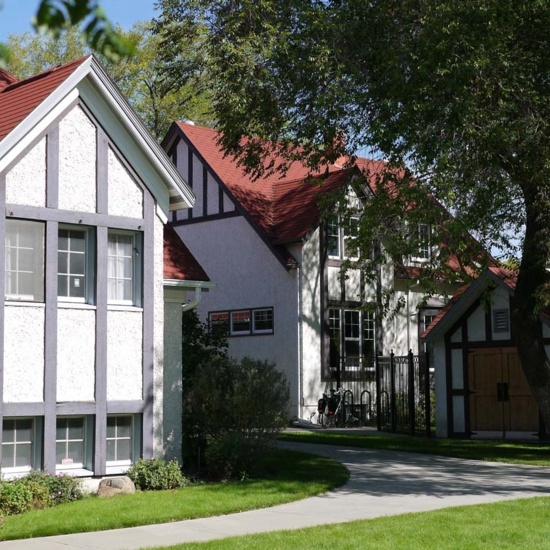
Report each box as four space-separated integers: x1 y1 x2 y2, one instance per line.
4 441 550 549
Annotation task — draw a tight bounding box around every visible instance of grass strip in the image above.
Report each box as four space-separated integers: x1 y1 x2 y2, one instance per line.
279 430 550 466
0 448 348 541
156 496 550 549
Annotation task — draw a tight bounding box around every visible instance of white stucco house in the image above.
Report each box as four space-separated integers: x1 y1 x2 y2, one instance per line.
163 122 454 418
0 56 213 477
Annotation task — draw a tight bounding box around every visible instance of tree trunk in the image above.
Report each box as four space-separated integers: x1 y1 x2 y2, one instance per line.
511 186 550 435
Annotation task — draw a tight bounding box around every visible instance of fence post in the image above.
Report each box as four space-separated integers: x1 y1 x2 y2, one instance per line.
376 352 382 431
425 351 432 438
408 349 415 435
390 350 396 432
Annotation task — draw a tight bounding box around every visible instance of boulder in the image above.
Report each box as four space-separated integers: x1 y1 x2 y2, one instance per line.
97 476 136 498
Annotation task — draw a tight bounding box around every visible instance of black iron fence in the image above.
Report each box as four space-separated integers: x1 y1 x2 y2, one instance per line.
327 351 433 436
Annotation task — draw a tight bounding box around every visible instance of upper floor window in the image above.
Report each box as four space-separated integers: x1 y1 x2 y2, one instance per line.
411 223 431 262
5 219 44 302
58 227 95 303
107 231 142 306
327 215 359 260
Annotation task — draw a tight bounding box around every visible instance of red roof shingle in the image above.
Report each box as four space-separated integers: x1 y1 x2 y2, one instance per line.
0 56 90 143
175 122 386 245
164 225 210 282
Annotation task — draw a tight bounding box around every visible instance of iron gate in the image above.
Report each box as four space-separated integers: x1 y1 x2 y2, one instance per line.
328 351 433 436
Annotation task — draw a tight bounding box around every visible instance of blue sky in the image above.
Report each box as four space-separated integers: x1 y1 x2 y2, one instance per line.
0 0 159 42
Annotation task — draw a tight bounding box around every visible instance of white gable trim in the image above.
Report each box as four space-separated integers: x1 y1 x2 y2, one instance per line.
0 56 194 215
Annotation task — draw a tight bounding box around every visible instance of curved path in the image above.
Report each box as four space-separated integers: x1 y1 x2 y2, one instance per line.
5 441 550 549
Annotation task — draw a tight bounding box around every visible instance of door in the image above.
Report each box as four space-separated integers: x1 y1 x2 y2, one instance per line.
468 347 539 434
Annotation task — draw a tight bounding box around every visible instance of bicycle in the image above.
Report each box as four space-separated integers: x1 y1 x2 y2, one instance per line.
316 388 359 428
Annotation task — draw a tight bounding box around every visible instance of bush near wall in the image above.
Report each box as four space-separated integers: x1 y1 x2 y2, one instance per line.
127 458 188 490
0 472 83 516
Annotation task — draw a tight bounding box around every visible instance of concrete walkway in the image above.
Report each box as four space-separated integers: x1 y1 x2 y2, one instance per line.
4 441 550 549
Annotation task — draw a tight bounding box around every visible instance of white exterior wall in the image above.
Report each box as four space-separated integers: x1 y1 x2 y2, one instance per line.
58 106 97 212
152 214 165 457
300 227 323 412
57 308 96 402
107 147 144 218
5 137 46 207
106 310 143 401
4 305 45 402
176 215 300 415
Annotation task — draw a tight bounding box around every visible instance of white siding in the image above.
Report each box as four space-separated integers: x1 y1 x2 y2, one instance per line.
57 308 96 401
467 306 486 341
6 137 46 207
58 106 97 212
4 306 45 402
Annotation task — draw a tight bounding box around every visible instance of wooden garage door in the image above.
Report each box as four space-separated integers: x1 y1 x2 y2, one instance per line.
468 348 539 433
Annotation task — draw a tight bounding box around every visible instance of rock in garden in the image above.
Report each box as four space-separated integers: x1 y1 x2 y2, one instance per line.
97 476 136 498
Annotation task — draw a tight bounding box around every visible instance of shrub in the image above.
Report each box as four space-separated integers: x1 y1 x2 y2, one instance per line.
185 355 291 481
127 458 188 490
24 471 83 506
0 472 83 516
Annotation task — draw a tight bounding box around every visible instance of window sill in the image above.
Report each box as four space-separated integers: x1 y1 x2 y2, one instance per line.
107 305 144 312
58 302 97 310
55 467 93 477
105 463 131 475
4 300 45 308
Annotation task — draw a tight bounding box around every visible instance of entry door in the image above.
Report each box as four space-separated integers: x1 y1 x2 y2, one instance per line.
468 348 539 434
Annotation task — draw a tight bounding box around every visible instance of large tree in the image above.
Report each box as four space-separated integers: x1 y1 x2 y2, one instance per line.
4 23 213 139
155 1 550 429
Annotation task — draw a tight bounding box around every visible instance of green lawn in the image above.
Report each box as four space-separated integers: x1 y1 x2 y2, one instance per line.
154 497 550 549
0 449 348 541
279 430 550 466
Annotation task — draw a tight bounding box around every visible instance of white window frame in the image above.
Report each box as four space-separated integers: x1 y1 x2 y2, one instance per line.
328 308 375 370
410 223 432 262
58 226 95 303
106 415 136 468
230 310 251 335
1 417 42 474
107 231 142 306
327 215 359 260
5 219 45 302
252 308 274 334
55 416 91 470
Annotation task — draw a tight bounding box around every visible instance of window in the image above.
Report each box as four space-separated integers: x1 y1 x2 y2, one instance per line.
106 415 133 465
107 231 141 306
56 417 90 469
5 220 44 301
209 308 274 336
253 308 274 333
231 310 251 334
327 215 359 259
2 418 38 473
411 223 431 261
58 227 94 302
328 308 375 370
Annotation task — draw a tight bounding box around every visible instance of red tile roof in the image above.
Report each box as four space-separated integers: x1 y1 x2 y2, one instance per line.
163 224 210 282
0 56 91 143
174 122 387 245
0 69 18 92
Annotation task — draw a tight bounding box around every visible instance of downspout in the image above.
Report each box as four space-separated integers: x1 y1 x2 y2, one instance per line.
181 287 203 312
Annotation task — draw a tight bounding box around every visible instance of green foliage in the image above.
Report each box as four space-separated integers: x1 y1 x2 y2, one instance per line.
127 458 188 491
186 355 291 480
0 472 81 517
